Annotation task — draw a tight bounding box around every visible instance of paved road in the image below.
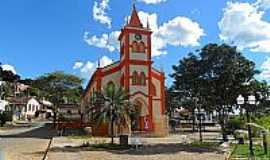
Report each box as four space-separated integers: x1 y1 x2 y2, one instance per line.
0 122 44 136
0 123 57 160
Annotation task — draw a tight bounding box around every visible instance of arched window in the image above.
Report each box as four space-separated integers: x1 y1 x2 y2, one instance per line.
140 72 146 86
120 75 124 86
107 81 115 91
132 41 139 52
150 82 157 96
132 71 138 85
120 44 124 56
138 42 145 53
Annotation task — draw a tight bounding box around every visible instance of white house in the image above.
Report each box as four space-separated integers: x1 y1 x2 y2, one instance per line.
0 100 9 111
21 97 41 118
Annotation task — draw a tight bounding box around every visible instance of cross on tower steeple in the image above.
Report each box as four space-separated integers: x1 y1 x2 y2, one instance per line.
132 0 137 6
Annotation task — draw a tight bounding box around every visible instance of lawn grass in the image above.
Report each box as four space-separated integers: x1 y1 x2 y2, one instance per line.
231 144 270 159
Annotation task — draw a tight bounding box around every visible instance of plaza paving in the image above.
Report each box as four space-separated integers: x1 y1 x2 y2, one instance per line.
0 123 226 160
47 132 226 160
47 145 225 160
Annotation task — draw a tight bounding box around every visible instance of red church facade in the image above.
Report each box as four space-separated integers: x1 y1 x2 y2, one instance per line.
81 5 168 137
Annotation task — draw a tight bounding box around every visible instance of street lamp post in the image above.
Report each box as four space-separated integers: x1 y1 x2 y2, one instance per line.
195 105 203 142
198 106 203 143
0 81 2 100
237 94 255 158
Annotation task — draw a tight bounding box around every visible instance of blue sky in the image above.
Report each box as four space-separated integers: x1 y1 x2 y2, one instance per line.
1 0 270 86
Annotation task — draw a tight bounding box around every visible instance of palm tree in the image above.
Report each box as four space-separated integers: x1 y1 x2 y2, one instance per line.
90 85 135 144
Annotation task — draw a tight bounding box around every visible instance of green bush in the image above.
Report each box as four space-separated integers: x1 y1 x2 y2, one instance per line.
0 111 11 127
256 115 270 131
34 111 40 118
226 116 245 134
234 130 248 140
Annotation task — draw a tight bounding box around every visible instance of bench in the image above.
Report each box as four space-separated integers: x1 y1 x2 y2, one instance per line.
130 137 144 150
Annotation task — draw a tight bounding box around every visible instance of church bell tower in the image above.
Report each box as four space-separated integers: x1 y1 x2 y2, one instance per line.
118 4 153 91
118 4 154 131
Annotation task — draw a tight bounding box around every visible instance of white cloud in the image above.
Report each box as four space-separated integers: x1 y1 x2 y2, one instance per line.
138 11 205 56
218 1 270 53
138 0 167 4
85 11 204 57
255 0 270 10
73 62 84 70
93 0 112 28
73 56 113 81
1 64 16 74
83 31 120 52
259 57 270 80
99 55 114 67
80 61 95 77
154 16 205 55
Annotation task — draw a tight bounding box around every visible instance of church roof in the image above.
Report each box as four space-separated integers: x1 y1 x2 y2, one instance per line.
127 4 143 28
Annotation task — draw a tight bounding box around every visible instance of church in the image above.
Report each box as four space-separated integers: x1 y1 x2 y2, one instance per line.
81 5 168 137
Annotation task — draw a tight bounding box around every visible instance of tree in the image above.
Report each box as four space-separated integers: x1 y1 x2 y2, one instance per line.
165 88 180 119
90 85 135 144
0 63 20 83
170 44 259 142
1 82 13 99
170 53 204 132
31 71 83 127
19 78 33 86
241 80 270 116
0 111 8 127
199 44 259 141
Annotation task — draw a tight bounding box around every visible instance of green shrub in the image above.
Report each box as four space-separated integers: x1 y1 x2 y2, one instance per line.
0 111 11 127
234 130 248 140
34 111 40 118
226 116 245 134
256 115 270 131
